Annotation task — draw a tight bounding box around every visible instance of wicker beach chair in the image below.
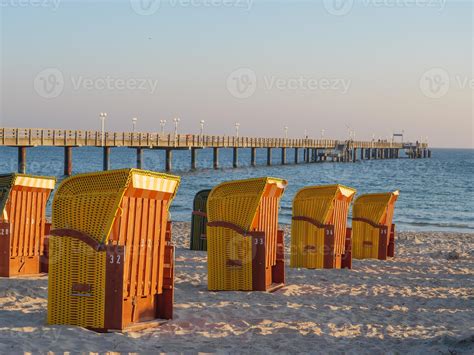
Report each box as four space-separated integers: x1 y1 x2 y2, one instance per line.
290 185 356 270
207 177 287 292
351 191 399 260
47 169 180 332
0 173 55 277
190 189 211 251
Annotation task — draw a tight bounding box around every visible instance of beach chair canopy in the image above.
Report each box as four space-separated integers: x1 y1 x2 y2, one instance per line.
207 177 287 291
0 173 55 222
353 191 399 225
291 184 356 269
52 168 179 244
0 173 55 277
207 177 287 230
48 169 180 330
352 191 399 260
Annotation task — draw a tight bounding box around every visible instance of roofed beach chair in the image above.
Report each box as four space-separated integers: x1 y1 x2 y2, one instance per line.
47 169 180 332
190 189 211 251
290 185 356 270
207 177 287 292
352 191 399 260
0 173 55 277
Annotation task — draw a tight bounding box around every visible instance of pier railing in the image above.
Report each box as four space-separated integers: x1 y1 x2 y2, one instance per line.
0 128 427 149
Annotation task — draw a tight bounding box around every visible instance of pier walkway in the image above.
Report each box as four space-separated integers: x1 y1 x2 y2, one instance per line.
0 128 431 175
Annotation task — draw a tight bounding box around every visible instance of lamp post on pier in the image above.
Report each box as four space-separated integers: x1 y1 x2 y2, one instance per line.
200 120 205 136
160 119 167 135
132 117 138 133
99 112 107 146
173 117 180 139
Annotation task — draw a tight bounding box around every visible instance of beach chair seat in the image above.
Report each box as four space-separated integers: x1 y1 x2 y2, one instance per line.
207 177 287 292
0 173 55 277
290 185 356 269
190 189 211 251
352 191 399 260
47 169 180 332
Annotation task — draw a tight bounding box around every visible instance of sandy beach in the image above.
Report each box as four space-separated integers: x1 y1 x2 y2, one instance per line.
0 222 473 354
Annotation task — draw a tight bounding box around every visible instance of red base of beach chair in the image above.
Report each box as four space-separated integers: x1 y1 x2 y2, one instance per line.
387 224 395 258
88 221 175 333
252 229 285 292
341 227 352 269
0 222 51 277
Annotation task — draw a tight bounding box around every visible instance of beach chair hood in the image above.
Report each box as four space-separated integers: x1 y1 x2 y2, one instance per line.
207 177 287 232
52 168 180 244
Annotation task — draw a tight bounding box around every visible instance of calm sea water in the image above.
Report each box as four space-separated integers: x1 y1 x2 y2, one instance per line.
0 147 472 232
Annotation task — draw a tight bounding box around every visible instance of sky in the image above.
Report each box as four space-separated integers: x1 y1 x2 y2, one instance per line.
0 0 472 148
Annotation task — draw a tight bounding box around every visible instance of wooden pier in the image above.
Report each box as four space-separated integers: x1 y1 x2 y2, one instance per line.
0 128 431 175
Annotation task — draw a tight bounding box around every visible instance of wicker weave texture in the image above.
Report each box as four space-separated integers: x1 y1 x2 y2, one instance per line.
207 177 287 291
48 168 180 329
290 185 356 269
352 191 399 259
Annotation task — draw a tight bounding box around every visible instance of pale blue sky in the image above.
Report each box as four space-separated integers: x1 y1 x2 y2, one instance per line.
1 0 472 147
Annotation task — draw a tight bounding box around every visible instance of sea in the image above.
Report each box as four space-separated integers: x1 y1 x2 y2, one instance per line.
0 147 472 233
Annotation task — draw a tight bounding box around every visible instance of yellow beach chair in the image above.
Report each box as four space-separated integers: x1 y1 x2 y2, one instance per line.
352 191 399 260
0 173 55 277
207 177 287 292
290 185 356 269
47 169 180 332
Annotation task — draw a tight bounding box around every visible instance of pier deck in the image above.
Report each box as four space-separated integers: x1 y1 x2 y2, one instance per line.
0 128 430 175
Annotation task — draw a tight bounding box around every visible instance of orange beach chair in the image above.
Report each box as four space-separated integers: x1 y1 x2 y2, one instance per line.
0 173 55 277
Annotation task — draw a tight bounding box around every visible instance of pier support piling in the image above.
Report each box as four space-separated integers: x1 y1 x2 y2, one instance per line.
352 149 357 163
267 148 272 166
213 148 219 169
191 148 197 170
136 148 143 169
233 148 239 168
281 148 287 165
165 149 172 172
251 148 257 167
294 148 299 164
18 147 27 174
64 146 72 176
103 147 110 171
305 149 310 163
